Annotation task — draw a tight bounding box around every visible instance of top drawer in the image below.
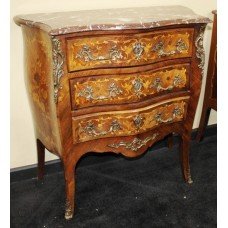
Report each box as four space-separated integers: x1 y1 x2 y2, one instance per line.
66 28 194 72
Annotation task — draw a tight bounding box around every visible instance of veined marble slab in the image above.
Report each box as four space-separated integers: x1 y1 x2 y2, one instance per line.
14 5 211 35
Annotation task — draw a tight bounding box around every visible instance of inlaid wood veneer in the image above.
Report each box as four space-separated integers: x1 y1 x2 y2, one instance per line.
14 6 211 220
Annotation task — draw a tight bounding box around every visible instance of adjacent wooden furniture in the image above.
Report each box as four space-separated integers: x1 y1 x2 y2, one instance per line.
14 6 210 219
196 10 217 142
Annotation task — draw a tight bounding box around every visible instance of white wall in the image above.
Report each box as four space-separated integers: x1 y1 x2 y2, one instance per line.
10 0 217 169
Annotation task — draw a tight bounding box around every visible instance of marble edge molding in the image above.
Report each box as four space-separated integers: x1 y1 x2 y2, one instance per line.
13 6 212 36
14 16 53 33
13 18 212 36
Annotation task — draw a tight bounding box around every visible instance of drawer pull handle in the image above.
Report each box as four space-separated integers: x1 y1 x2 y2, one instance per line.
108 133 159 152
150 75 182 92
133 115 144 129
155 107 182 123
78 83 123 101
83 120 121 137
76 45 123 62
133 42 144 60
152 39 187 57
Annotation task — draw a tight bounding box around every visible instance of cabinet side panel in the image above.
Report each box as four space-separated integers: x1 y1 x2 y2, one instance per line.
21 26 62 156
183 24 207 136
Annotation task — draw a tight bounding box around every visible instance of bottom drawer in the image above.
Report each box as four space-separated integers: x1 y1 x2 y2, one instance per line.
72 96 189 143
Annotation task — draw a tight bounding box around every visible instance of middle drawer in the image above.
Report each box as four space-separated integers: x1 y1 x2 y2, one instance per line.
70 63 190 110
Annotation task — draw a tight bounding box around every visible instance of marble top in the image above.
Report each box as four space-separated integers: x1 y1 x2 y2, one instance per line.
14 5 211 35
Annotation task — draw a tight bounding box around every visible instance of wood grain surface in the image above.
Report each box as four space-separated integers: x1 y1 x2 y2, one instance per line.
15 8 209 219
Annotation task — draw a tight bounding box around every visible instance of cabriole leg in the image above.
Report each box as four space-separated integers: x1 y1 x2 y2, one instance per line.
63 159 76 220
179 135 193 184
36 139 45 180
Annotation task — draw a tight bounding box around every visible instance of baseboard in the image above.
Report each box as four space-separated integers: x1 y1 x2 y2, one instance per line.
10 124 217 183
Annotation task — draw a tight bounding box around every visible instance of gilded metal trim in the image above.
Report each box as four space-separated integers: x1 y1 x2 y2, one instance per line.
107 133 159 152
133 115 144 129
76 45 123 62
173 75 182 86
132 78 143 97
133 42 144 60
150 75 182 92
78 83 123 101
195 26 206 77
52 36 64 103
152 39 187 57
65 200 73 220
154 107 182 123
83 120 121 137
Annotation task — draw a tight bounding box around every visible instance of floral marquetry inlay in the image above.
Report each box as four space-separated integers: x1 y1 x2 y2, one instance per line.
67 28 193 71
15 5 210 220
71 64 189 109
72 98 188 143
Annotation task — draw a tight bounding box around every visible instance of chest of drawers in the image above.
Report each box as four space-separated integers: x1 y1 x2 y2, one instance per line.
14 6 210 219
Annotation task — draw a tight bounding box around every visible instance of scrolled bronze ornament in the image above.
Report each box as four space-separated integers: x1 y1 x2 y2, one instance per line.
132 78 143 97
173 75 182 86
76 45 123 62
78 83 123 101
108 133 159 152
172 107 182 117
133 42 145 60
133 115 144 129
83 120 121 137
195 26 206 77
154 107 182 124
152 39 187 57
52 36 64 103
150 75 182 92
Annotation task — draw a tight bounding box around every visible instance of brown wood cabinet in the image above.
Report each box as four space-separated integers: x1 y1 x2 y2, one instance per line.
196 10 217 141
14 6 210 220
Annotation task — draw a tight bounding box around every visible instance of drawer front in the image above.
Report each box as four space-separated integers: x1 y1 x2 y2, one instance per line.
72 97 189 143
67 28 194 71
70 64 190 109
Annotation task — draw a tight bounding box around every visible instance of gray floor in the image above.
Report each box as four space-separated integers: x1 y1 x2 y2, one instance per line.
11 135 217 228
